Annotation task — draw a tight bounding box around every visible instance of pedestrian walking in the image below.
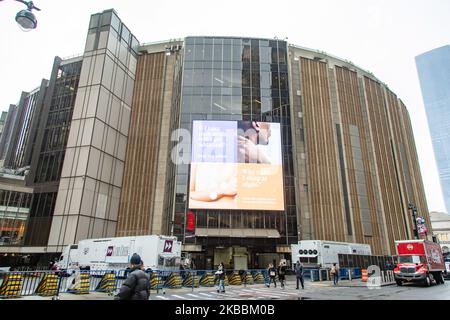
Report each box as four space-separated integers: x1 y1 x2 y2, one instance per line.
215 262 226 293
115 253 150 300
330 263 339 286
295 260 305 290
277 260 287 289
266 263 277 288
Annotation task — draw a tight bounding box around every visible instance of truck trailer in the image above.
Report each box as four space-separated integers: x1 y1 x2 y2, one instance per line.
291 240 372 269
394 240 446 286
58 235 182 272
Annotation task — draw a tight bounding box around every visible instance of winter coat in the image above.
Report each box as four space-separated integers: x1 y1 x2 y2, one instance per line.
116 267 150 300
277 266 286 280
217 265 226 280
295 263 304 277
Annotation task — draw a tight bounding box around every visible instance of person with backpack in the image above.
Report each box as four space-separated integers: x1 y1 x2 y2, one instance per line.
277 261 287 289
330 263 339 286
115 253 150 300
266 263 277 288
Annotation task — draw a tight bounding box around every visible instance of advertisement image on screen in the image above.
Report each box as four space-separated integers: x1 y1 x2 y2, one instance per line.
189 120 284 211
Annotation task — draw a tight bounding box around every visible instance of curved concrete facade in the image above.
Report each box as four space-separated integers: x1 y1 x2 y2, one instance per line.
118 36 430 265
289 45 429 255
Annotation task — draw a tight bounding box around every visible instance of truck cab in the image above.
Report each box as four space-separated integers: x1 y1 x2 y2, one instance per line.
57 244 80 274
394 240 445 286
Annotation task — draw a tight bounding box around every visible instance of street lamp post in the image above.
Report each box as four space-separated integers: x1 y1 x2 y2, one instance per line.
408 203 419 240
0 0 41 31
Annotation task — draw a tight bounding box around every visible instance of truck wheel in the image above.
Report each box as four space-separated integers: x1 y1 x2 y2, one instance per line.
438 273 445 284
395 280 402 286
424 276 431 287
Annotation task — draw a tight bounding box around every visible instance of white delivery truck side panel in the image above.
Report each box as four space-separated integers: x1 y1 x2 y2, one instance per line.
59 235 181 271
348 243 372 255
292 240 372 269
321 241 351 268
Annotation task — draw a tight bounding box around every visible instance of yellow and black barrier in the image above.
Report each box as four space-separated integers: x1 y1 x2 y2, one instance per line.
35 273 59 296
199 272 215 287
253 272 265 284
228 272 242 285
182 272 199 287
150 272 163 289
68 272 90 294
164 272 183 288
95 272 116 293
0 273 23 298
242 272 254 285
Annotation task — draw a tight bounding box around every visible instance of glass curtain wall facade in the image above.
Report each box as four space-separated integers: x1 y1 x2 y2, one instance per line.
34 61 82 184
8 87 42 169
174 37 297 267
0 105 19 163
24 59 82 246
0 190 33 246
416 45 450 213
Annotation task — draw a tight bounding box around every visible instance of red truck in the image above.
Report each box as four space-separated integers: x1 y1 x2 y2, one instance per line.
394 240 446 286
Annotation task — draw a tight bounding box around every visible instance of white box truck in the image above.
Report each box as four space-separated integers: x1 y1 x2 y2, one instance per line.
291 240 372 269
58 235 182 272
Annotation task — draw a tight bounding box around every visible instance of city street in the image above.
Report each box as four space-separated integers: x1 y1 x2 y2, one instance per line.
17 279 450 301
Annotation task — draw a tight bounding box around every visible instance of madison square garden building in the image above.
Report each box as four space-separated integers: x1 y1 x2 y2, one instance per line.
0 9 431 269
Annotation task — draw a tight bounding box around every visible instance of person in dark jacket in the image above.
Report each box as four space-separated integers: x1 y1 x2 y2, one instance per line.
277 261 287 289
116 253 150 300
266 263 277 288
295 260 304 289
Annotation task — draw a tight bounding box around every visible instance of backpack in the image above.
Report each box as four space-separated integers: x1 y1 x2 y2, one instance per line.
269 268 276 277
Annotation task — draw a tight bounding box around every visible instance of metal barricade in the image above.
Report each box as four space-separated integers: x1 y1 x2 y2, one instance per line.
0 267 283 298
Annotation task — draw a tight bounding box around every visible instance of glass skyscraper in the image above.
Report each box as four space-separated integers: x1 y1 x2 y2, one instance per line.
416 45 450 213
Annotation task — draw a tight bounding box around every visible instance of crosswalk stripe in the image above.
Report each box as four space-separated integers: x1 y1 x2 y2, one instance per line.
246 288 300 297
171 294 193 300
155 295 169 300
199 293 214 297
211 292 240 300
251 288 297 294
187 293 202 299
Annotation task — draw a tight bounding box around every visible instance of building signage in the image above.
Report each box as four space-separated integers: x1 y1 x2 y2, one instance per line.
189 120 284 211
164 240 173 253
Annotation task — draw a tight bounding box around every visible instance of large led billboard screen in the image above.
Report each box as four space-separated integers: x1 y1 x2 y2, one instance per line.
189 120 284 211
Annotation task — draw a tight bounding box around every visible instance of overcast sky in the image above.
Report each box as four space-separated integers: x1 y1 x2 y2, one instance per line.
1 0 449 213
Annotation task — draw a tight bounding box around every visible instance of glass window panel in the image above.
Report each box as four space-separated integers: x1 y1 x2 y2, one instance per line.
183 69 193 86
121 25 130 44
185 47 194 61
232 45 242 61
223 45 232 61
111 12 120 31
232 61 242 70
101 11 112 26
204 45 213 61
213 44 222 61
223 61 232 70
195 37 204 45
194 44 204 60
